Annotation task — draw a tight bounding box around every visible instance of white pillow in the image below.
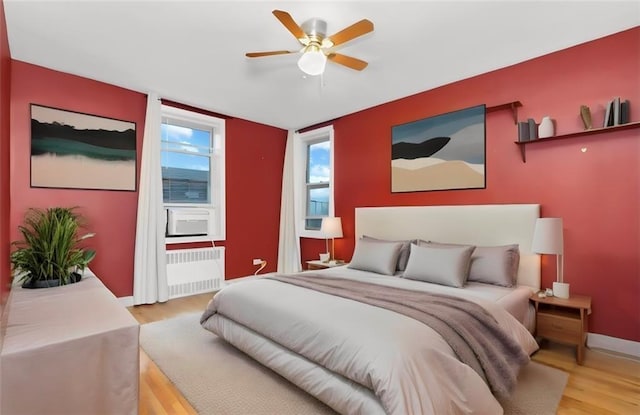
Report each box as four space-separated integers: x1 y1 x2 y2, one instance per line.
402 243 475 287
348 239 403 275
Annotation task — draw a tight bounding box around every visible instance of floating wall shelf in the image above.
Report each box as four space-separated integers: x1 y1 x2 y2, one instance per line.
486 101 522 124
514 121 640 162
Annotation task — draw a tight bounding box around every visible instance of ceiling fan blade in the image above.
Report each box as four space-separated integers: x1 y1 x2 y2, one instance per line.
328 53 368 71
328 19 374 47
272 9 307 41
246 51 296 58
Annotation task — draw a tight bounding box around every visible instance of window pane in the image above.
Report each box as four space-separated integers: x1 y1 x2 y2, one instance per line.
161 140 210 156
307 186 329 216
305 218 323 231
161 152 210 203
161 122 211 156
161 122 211 148
307 140 330 184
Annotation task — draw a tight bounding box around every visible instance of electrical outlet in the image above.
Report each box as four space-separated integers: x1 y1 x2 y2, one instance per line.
252 258 263 265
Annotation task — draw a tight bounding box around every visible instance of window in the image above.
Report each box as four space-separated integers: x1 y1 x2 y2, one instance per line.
295 125 334 238
161 105 225 241
305 140 330 230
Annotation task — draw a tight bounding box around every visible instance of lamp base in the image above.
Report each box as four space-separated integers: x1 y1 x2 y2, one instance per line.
553 282 570 299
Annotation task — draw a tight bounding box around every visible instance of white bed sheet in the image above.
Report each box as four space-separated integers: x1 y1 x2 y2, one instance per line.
320 266 536 332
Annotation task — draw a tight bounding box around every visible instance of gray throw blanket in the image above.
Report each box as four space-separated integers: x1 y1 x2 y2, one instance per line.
268 273 529 398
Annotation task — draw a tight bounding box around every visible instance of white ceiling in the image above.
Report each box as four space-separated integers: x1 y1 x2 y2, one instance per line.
4 1 639 130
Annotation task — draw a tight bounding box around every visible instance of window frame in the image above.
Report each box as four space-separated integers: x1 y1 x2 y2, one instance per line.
161 105 226 243
294 125 335 239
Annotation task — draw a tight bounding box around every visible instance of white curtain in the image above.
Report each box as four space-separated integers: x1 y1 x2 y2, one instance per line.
133 93 168 305
277 130 301 273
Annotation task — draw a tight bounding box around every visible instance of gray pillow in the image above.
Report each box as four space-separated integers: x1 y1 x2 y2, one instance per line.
468 245 520 287
420 241 520 287
402 243 475 287
348 239 403 275
362 235 415 271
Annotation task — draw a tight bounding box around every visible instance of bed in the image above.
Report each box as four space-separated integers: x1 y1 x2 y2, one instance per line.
201 204 541 414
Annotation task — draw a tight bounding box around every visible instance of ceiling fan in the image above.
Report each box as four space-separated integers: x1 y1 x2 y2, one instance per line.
246 10 374 76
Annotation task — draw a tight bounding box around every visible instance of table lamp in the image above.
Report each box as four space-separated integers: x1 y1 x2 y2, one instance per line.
532 217 569 298
320 217 343 263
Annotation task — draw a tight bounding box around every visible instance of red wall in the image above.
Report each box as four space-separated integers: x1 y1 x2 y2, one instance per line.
0 0 12 311
10 61 146 297
300 28 640 342
224 118 286 277
10 62 287 296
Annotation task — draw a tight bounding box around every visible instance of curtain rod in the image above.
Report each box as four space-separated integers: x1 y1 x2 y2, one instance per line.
159 98 235 120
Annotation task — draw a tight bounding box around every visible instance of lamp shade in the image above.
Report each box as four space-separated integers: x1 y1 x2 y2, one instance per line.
297 44 327 76
531 218 563 255
320 217 343 238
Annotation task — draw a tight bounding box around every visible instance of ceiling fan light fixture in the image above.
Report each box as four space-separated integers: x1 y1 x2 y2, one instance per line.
247 10 373 73
297 44 327 76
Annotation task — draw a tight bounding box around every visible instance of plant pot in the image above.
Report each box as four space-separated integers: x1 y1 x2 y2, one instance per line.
22 272 83 289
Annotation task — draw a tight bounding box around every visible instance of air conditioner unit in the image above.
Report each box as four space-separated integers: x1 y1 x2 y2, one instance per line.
166 208 210 237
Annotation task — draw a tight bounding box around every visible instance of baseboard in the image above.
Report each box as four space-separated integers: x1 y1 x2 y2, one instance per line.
588 332 640 359
118 296 134 307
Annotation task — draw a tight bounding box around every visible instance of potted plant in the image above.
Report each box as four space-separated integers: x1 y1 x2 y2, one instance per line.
10 207 96 288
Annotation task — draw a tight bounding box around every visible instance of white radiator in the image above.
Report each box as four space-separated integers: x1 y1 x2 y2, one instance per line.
166 247 225 299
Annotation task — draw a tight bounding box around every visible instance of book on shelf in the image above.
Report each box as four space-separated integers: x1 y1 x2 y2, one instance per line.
517 121 530 141
603 97 631 127
603 99 614 128
527 118 538 140
620 100 630 124
613 97 621 126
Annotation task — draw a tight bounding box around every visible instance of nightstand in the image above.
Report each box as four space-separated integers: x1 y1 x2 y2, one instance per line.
530 292 592 364
306 260 346 270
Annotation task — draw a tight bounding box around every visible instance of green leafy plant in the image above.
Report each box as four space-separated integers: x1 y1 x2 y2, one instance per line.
10 207 96 287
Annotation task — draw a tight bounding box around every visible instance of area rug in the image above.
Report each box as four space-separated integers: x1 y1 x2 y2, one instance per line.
140 312 568 415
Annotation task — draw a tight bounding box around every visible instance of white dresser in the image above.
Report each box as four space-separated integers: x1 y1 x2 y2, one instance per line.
1 270 139 415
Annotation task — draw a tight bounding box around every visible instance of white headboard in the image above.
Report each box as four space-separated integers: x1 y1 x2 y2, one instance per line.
355 204 540 291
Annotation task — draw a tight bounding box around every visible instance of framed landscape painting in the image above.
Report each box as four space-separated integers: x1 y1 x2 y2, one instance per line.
391 104 486 192
30 104 137 191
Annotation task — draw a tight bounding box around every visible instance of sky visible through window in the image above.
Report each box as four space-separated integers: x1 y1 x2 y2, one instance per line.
161 123 211 171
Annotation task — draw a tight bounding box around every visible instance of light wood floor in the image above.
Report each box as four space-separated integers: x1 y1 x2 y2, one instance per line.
129 293 640 415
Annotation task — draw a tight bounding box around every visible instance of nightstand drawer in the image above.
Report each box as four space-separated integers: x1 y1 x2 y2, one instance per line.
537 313 582 344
